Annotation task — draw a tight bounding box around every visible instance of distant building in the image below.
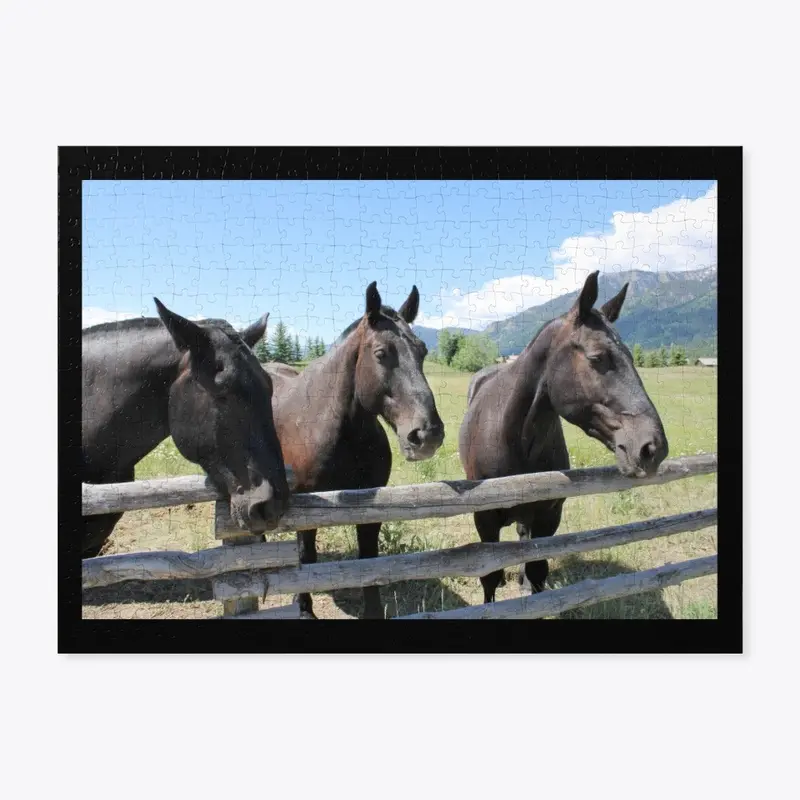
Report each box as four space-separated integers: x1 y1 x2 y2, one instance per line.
695 358 718 367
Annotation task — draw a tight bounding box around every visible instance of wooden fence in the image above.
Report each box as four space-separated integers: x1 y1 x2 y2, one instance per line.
81 453 718 620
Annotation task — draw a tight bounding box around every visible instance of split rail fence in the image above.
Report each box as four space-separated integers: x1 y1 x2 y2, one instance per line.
82 453 718 620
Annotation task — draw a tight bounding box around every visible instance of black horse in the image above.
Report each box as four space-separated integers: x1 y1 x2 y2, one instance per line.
458 271 669 603
266 282 445 619
82 299 290 557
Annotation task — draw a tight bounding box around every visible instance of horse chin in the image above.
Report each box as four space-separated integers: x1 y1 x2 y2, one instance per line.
613 451 649 479
400 442 437 462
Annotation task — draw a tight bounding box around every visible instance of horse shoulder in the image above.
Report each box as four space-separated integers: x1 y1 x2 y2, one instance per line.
264 362 300 380
466 364 501 406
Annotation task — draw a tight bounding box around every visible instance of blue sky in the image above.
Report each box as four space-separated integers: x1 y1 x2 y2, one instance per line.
83 179 717 343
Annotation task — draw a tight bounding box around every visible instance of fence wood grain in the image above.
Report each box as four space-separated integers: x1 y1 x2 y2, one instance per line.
213 454 716 536
81 468 296 516
210 508 716 601
397 555 718 620
82 540 299 589
82 456 715 529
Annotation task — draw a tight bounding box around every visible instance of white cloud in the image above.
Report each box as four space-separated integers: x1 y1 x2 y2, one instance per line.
416 183 717 330
416 273 579 330
552 183 717 276
82 307 141 328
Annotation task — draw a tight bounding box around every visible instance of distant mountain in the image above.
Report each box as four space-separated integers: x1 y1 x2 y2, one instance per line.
483 267 717 355
412 325 481 351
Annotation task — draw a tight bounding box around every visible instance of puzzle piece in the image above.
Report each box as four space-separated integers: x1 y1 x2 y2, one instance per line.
80 177 718 620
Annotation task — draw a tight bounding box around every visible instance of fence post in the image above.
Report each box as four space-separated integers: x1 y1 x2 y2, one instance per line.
212 501 262 616
211 500 303 618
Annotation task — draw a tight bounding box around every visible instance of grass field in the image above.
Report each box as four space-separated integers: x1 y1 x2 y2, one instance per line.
82 363 718 620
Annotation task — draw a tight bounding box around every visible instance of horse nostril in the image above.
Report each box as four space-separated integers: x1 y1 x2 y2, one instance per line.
640 441 656 462
249 501 267 524
407 429 422 447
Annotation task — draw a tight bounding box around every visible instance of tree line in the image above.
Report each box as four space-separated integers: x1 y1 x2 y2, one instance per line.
252 321 327 364
429 329 500 372
427 330 696 374
632 343 689 368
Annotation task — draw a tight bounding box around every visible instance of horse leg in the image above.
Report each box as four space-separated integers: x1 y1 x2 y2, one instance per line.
474 509 504 603
83 513 123 558
295 529 318 619
356 523 384 619
518 500 564 594
83 466 134 557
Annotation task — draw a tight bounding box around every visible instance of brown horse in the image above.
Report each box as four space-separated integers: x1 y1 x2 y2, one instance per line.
266 282 445 619
458 271 668 603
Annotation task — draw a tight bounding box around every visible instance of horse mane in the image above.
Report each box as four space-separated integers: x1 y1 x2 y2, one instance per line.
335 305 423 349
83 316 240 339
335 305 401 343
517 316 563 357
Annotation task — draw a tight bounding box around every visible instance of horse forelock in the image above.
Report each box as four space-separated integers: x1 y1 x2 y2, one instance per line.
337 306 422 350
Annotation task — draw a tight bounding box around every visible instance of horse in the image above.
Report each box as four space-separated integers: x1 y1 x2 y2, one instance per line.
265 282 445 619
458 270 669 604
82 299 290 557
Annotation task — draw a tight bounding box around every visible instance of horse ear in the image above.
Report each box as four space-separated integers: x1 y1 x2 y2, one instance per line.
154 298 210 354
365 281 382 323
398 285 420 324
572 270 600 323
240 313 269 348
600 283 628 323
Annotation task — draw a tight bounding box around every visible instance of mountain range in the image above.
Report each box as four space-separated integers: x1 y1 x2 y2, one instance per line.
413 266 717 356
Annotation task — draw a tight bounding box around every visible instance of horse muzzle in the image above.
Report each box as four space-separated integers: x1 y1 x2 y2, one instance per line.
614 428 668 478
400 420 445 461
230 478 289 533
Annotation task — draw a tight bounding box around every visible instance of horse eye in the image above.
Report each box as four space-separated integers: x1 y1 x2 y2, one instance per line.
375 349 387 361
215 359 225 373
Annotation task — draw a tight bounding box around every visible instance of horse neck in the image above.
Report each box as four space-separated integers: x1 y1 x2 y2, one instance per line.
302 329 371 434
87 325 181 468
506 321 562 457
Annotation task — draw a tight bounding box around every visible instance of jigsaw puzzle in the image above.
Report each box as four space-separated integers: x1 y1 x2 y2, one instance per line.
78 172 719 624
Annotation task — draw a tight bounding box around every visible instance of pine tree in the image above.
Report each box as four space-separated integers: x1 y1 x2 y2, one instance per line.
633 343 644 368
658 345 668 368
307 336 326 360
271 321 293 363
253 337 270 363
293 334 302 362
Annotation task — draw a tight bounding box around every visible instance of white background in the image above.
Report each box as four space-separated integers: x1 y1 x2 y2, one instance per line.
1 1 795 798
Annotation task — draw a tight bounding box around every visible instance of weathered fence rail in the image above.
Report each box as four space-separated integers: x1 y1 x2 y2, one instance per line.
210 509 716 601
81 454 718 621
83 453 716 533
397 556 718 620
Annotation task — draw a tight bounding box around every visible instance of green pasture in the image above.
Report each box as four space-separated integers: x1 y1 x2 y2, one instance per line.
122 362 717 619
